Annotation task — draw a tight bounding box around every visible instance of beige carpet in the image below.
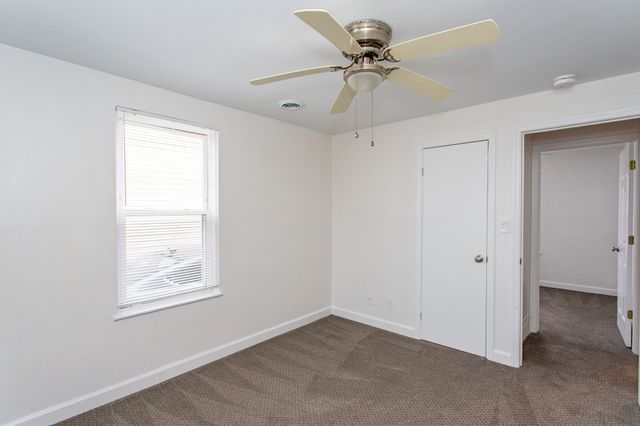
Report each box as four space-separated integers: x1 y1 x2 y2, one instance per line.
63 288 639 424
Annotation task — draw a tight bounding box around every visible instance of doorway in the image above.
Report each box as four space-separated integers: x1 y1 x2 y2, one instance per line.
522 119 640 354
420 140 489 356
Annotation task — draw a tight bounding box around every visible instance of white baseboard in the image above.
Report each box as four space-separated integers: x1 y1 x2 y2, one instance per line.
539 280 617 296
331 306 416 338
331 307 518 368
6 307 332 426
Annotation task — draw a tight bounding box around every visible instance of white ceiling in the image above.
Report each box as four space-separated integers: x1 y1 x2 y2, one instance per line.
1 0 639 134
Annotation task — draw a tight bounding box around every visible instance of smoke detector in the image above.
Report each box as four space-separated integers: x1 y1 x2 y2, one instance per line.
553 74 576 89
279 100 305 110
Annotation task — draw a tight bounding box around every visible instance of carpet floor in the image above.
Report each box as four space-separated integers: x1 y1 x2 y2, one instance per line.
63 288 639 424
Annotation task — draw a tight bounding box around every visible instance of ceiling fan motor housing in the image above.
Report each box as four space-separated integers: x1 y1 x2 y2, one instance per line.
343 19 393 90
344 19 392 58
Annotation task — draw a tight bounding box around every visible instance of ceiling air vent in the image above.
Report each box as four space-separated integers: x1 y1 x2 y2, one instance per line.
279 100 305 111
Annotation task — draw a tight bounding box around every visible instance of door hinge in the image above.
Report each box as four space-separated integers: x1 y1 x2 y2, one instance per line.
421 168 424 176
629 235 635 245
420 312 423 321
627 310 634 320
519 258 522 265
630 160 636 171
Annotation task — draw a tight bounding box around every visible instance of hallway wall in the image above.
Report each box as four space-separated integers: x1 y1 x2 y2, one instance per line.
539 145 622 295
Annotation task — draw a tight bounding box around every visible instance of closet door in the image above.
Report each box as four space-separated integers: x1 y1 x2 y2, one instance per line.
421 141 488 356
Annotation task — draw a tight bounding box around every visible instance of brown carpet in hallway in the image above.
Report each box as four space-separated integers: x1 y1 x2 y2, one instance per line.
63 287 639 424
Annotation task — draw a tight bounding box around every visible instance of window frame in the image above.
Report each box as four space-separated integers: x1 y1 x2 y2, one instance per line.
114 107 220 320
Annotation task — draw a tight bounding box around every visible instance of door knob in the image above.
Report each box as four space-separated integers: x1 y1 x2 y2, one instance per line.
612 246 620 252
474 255 485 263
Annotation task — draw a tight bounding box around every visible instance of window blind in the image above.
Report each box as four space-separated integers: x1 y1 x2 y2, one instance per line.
116 108 218 308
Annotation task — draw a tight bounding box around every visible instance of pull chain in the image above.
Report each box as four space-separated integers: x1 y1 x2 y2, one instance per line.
370 89 374 147
354 84 359 139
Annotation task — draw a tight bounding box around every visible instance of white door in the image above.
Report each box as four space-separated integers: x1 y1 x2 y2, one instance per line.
421 141 488 356
617 143 633 347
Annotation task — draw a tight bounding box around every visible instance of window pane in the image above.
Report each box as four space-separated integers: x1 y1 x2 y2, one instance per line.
124 121 205 210
120 215 205 306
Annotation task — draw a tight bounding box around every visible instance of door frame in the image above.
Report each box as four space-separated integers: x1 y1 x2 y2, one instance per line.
416 135 496 360
514 106 640 366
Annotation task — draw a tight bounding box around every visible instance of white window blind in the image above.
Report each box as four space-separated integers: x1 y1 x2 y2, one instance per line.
116 108 218 309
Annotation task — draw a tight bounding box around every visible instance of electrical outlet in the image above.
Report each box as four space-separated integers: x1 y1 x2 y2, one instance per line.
367 293 374 305
386 297 394 310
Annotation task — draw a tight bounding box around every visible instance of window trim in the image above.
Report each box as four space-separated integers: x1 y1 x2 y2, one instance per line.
114 107 220 320
114 287 222 321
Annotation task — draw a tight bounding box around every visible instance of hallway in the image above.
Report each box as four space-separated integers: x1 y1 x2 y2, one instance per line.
523 287 639 422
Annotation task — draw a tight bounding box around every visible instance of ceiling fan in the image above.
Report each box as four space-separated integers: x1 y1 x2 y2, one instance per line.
250 10 500 114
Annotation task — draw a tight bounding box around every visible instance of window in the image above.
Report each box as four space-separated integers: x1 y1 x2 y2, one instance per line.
115 108 219 318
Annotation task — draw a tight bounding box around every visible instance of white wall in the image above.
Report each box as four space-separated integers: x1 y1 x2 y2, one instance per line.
539 146 621 294
0 44 332 424
331 70 640 365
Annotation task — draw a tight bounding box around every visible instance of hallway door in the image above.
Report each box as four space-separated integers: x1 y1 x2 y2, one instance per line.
617 143 634 347
421 141 488 356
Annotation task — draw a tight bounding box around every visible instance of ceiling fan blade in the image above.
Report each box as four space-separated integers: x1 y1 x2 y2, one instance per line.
330 84 356 114
383 19 500 62
387 67 452 101
250 65 342 85
294 9 363 55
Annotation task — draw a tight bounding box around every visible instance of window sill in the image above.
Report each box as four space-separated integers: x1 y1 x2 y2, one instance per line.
114 287 222 321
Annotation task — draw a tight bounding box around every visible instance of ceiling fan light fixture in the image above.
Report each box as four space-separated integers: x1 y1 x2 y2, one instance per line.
347 70 384 92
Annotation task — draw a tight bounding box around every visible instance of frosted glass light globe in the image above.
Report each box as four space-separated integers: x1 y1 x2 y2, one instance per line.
347 71 383 92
